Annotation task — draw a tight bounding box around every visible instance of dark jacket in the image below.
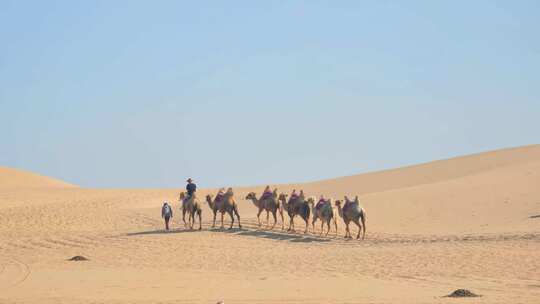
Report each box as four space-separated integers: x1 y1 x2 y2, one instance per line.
186 182 197 196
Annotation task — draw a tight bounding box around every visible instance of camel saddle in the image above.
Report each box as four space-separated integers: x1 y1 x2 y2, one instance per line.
343 201 355 213
261 191 273 200
215 193 224 202
316 200 326 210
289 194 299 202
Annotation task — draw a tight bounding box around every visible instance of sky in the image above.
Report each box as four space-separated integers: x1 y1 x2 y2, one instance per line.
1 1 539 188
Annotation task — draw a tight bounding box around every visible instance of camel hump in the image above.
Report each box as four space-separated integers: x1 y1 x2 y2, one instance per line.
261 191 273 200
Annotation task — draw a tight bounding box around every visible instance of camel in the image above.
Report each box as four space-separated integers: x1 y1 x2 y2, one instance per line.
245 189 284 230
205 188 242 229
308 197 338 237
278 191 310 233
335 196 366 239
179 192 202 230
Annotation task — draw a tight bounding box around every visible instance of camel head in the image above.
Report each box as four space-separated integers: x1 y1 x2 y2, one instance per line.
335 200 344 218
179 192 186 200
306 197 315 206
205 194 214 203
278 193 288 202
245 192 256 200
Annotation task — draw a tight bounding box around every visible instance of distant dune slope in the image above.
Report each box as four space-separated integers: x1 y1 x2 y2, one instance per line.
236 145 540 234
273 144 540 196
0 167 77 188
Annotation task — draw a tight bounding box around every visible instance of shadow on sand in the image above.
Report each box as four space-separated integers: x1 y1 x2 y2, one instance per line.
126 226 330 243
126 228 200 236
223 227 330 243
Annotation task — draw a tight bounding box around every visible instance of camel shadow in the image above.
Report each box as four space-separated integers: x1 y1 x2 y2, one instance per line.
224 228 331 243
126 228 200 236
125 226 330 243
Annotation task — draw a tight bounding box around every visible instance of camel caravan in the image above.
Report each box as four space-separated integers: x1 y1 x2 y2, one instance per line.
165 179 367 240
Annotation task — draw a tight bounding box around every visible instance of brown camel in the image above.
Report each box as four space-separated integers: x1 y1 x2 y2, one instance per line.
179 192 202 230
335 196 366 239
205 188 242 229
308 197 338 237
245 189 284 230
278 190 310 233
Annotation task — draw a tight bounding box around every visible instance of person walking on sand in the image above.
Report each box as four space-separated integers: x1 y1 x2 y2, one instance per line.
162 201 173 230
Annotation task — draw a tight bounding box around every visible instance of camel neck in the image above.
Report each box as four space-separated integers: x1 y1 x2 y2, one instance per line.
249 196 261 206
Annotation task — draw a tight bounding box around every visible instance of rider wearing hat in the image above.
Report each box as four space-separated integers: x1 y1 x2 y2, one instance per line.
186 178 197 199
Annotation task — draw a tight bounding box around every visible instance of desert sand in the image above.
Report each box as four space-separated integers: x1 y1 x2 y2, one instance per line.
1 145 539 303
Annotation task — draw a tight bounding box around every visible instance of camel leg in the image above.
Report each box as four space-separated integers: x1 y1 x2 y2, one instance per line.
198 210 202 230
279 208 284 230
288 215 295 232
325 219 331 237
344 221 350 238
256 209 263 227
233 206 242 229
304 217 309 234
360 211 366 240
182 209 188 228
228 211 234 230
353 219 362 240
334 217 338 237
320 220 324 236
271 210 277 230
266 210 270 229
220 212 225 229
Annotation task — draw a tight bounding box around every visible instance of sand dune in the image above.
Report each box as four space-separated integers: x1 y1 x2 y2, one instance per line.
268 144 540 195
0 145 539 303
0 167 77 189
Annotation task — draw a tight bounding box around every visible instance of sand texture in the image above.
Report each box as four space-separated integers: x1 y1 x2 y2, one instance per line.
1 145 539 303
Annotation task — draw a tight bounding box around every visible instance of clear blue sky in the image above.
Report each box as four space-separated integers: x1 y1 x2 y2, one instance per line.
1 1 539 188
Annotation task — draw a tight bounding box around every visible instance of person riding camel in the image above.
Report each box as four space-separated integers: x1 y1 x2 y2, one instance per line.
185 178 196 201
261 185 273 199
